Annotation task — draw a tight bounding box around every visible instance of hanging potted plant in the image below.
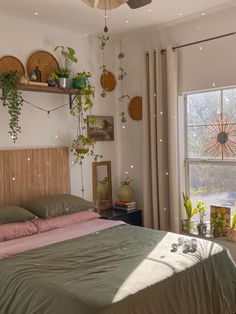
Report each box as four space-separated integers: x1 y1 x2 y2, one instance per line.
98 35 109 98
196 201 207 236
117 177 133 202
182 192 198 234
71 71 102 164
0 71 23 142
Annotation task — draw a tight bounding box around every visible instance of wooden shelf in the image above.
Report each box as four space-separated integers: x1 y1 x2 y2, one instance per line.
18 83 78 95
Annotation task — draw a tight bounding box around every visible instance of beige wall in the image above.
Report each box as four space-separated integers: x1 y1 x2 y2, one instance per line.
113 6 236 210
2 7 236 208
0 14 118 202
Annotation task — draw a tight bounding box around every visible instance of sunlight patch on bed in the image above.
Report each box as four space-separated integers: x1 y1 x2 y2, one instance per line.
112 232 223 303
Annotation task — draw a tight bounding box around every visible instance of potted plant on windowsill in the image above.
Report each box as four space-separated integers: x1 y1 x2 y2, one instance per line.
226 212 236 242
182 192 198 234
196 201 207 236
212 213 226 237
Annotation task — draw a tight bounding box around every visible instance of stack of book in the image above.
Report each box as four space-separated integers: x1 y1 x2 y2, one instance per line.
113 201 136 212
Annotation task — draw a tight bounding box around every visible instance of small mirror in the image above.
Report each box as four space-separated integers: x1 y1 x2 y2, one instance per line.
92 161 112 211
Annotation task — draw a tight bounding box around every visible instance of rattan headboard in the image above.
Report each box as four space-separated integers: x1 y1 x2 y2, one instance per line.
0 147 70 206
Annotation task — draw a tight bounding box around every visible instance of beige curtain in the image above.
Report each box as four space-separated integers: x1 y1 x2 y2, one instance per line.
143 46 180 233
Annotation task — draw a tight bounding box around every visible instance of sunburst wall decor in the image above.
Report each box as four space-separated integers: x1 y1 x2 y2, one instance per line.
205 116 236 159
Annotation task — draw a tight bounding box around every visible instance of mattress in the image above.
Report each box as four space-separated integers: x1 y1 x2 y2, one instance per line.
0 219 235 314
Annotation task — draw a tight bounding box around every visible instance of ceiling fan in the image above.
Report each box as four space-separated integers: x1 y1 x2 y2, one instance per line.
82 0 152 10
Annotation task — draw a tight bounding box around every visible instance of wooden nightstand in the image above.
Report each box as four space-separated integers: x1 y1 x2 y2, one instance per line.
100 208 143 226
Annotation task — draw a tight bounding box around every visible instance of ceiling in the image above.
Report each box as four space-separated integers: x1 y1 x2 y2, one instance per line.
0 0 235 35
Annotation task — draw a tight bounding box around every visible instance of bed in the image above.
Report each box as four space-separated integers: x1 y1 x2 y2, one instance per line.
0 147 235 314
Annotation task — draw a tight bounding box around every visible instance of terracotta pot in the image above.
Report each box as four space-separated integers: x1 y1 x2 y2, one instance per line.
117 184 133 202
226 228 236 242
181 219 195 234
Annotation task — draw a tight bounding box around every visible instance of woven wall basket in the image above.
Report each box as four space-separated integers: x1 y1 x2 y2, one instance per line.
128 96 142 121
0 55 25 79
100 71 116 92
27 50 59 82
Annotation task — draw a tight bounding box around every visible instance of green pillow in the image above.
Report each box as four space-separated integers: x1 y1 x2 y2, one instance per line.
0 206 37 225
24 194 91 218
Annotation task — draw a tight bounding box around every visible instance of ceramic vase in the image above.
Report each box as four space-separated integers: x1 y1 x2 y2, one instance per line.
117 184 133 202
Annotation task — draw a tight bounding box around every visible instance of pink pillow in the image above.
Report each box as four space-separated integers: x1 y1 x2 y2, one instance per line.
0 221 38 242
32 210 100 233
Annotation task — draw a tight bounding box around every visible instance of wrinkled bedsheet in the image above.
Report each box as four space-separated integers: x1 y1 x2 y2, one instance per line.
0 223 235 314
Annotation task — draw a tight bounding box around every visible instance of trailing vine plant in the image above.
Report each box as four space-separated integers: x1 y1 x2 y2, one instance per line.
0 71 23 142
118 40 129 124
71 71 102 164
98 35 109 98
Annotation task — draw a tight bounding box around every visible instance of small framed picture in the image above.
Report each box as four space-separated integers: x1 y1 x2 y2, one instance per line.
87 116 114 141
210 205 231 237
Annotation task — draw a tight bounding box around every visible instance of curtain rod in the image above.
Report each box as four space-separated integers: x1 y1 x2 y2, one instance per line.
160 31 236 54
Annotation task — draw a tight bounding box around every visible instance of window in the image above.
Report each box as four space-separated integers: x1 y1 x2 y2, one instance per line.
185 87 236 222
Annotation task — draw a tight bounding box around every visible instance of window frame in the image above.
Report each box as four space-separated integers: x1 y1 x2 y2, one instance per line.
184 86 236 197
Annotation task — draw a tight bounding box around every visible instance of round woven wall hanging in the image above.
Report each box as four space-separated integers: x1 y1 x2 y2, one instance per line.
0 55 25 78
128 96 142 121
27 50 59 82
100 71 116 92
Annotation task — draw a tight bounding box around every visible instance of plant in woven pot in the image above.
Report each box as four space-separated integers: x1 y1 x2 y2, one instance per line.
117 177 133 202
196 201 207 236
226 212 236 242
182 192 198 234
0 71 23 143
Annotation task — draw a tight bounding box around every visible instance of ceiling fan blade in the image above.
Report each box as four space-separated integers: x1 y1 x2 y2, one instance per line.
127 0 152 9
82 0 95 7
97 0 128 9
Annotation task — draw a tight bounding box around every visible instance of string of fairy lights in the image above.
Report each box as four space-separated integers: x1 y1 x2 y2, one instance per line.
23 98 69 115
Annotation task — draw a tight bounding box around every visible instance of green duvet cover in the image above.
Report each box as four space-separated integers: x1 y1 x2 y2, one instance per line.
0 225 235 314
